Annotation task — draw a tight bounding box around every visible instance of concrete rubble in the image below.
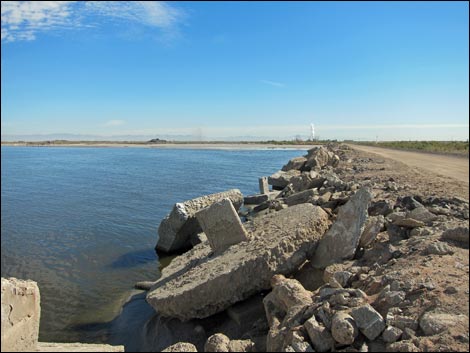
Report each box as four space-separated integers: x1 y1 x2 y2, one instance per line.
146 204 330 320
195 198 248 253
147 143 469 352
156 189 244 253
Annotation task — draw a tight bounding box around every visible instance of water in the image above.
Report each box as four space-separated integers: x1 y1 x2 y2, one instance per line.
1 146 306 344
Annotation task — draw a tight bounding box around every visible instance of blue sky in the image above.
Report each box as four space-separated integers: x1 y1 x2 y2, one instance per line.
1 1 469 141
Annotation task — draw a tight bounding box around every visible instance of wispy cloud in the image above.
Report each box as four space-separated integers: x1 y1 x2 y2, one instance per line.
260 80 285 88
1 1 185 42
103 119 126 127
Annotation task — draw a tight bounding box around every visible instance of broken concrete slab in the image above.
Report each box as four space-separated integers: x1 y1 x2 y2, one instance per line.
268 170 301 190
1 277 41 352
282 156 307 172
311 188 372 269
284 188 317 206
156 189 244 253
196 199 248 253
147 204 329 321
244 194 269 205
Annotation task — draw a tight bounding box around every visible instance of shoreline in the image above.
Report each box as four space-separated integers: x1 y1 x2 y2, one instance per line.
1 143 315 150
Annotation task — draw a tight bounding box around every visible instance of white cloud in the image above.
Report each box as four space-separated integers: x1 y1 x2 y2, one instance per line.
260 80 285 88
103 119 125 127
1 1 184 42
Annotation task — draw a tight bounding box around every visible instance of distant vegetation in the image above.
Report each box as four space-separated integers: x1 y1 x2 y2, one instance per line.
354 140 469 156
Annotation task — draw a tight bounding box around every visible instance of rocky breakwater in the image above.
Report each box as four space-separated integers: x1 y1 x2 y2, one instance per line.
142 143 469 352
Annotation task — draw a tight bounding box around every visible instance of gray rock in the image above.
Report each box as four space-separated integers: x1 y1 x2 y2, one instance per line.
282 156 308 171
386 341 420 352
424 241 454 255
259 177 270 194
284 331 314 353
368 200 393 216
350 304 386 340
419 311 468 336
268 170 301 190
195 199 248 253
312 188 372 268
332 271 353 288
244 194 269 205
156 189 244 253
162 342 198 352
268 274 313 313
1 277 41 352
382 326 403 343
331 312 358 345
407 207 438 223
393 218 425 228
228 340 255 352
304 146 331 170
360 215 385 247
205 333 230 352
147 204 329 321
290 171 325 192
304 316 335 352
441 226 469 246
285 188 317 206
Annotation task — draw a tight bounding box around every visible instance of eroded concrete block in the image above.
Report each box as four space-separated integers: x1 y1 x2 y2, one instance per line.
1 277 41 352
156 189 243 253
196 198 248 253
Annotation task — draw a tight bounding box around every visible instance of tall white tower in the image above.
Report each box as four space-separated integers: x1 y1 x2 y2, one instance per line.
310 123 315 141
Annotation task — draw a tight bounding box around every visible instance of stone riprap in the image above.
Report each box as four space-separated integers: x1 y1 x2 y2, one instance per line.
147 204 329 321
1 277 41 352
195 198 248 253
156 189 243 253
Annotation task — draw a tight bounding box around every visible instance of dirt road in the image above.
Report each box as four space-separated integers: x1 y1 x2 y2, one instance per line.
349 144 469 184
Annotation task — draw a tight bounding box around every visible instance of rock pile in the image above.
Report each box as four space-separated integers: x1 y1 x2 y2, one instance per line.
147 143 468 352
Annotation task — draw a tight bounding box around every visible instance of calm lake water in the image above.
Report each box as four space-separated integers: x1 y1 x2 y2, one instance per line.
1 146 306 344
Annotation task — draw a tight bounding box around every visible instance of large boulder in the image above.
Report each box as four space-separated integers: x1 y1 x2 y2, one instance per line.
1 277 41 352
156 189 243 253
311 188 372 268
147 204 330 321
